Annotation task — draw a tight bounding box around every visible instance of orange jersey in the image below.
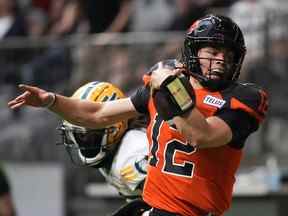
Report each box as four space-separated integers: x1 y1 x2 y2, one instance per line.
130 60 268 216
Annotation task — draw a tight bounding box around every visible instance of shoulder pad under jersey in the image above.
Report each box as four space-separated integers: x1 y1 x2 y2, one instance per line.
227 82 269 122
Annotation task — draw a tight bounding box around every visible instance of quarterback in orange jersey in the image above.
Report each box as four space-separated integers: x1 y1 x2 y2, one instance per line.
8 14 268 216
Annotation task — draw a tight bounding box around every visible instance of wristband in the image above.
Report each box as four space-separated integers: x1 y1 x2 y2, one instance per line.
44 93 57 108
161 75 194 111
153 75 195 120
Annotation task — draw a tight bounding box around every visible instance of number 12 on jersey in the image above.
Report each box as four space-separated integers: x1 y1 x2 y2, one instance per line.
149 115 196 178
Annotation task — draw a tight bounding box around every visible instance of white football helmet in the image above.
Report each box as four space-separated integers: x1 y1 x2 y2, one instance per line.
59 81 128 167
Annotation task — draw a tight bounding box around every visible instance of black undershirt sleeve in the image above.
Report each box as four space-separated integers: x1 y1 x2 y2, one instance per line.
130 86 150 115
216 109 259 149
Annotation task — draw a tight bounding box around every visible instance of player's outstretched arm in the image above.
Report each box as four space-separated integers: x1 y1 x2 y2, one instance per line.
8 84 139 129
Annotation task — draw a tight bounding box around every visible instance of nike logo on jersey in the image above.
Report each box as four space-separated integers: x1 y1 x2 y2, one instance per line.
203 95 226 108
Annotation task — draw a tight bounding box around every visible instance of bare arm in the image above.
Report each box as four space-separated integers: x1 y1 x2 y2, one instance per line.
50 94 138 128
8 84 139 129
173 109 232 148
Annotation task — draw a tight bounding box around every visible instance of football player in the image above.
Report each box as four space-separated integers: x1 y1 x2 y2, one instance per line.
8 14 269 216
58 81 150 215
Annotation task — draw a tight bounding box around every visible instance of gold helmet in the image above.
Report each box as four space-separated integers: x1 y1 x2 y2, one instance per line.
59 81 128 167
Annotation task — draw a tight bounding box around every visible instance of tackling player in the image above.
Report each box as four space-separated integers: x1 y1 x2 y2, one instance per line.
8 14 269 216
58 81 150 215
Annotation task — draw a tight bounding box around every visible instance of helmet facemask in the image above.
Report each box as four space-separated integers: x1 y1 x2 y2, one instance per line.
59 124 117 167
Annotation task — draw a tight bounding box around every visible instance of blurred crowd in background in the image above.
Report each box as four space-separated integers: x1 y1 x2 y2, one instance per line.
0 0 237 39
1 0 288 216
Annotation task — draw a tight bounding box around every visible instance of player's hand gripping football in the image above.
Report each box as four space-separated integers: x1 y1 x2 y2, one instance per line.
8 84 55 109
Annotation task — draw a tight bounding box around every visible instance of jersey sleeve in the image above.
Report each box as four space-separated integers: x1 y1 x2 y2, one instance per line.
230 83 269 123
130 86 150 114
216 109 259 149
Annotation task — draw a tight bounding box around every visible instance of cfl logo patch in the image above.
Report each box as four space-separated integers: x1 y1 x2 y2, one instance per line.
203 95 226 108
